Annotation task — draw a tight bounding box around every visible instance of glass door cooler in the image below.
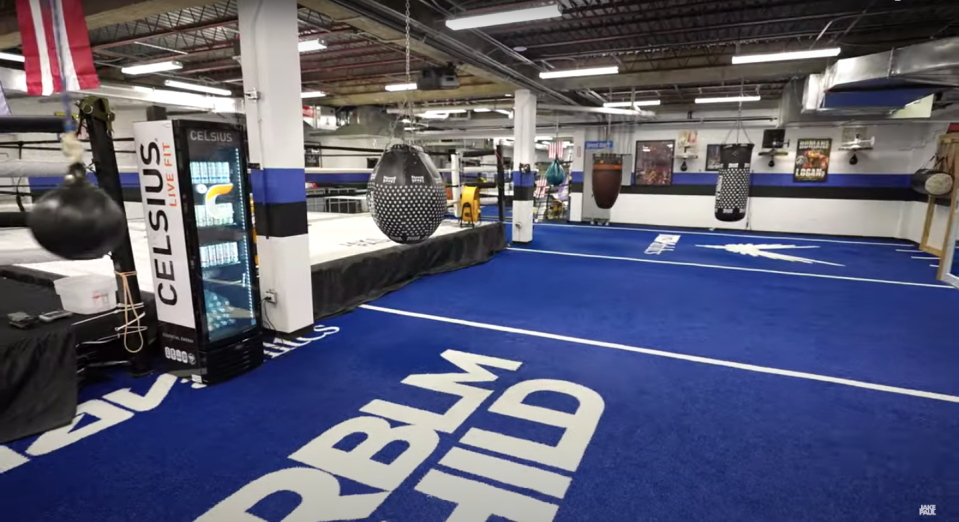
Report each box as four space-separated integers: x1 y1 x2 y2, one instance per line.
134 120 263 385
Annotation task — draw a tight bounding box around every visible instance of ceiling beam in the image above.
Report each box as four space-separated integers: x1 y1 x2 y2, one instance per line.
0 0 223 50
297 0 499 84
323 83 515 107
550 61 828 91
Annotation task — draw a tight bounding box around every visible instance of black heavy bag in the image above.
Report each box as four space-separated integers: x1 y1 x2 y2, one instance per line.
714 143 754 222
592 154 623 209
28 167 126 260
368 144 448 244
911 169 953 197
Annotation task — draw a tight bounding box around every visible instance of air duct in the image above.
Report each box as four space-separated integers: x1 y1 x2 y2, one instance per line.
307 106 394 139
798 37 959 117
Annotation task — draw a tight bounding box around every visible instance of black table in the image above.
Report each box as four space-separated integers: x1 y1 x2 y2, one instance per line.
0 275 155 443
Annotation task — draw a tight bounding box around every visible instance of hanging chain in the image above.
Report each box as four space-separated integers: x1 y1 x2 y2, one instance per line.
404 0 414 142
385 0 413 150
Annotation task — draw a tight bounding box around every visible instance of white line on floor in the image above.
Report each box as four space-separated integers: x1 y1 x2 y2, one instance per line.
507 248 952 289
360 305 959 404
533 223 907 246
897 249 924 253
931 264 940 268
911 256 938 260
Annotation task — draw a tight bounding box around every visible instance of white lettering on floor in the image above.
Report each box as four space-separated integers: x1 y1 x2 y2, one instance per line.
696 243 845 266
0 324 342 476
195 349 605 522
644 234 681 255
263 325 340 359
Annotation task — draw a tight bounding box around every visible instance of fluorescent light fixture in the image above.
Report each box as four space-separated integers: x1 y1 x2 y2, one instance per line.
301 91 327 99
473 108 491 112
404 127 416 131
495 109 513 117
604 100 661 108
446 3 562 31
539 66 618 79
385 83 417 92
164 80 231 96
132 85 155 93
695 95 761 104
298 39 327 53
121 60 183 75
421 112 450 119
420 109 467 114
0 52 25 63
732 48 840 64
401 118 412 123
536 135 555 141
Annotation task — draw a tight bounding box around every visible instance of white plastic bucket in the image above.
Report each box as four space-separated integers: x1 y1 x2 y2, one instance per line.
53 275 118 315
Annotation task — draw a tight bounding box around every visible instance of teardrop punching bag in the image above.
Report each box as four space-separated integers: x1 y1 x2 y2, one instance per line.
368 144 448 244
545 159 565 186
592 154 623 209
28 164 127 260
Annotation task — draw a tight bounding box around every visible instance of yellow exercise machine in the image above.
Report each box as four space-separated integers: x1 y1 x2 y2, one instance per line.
459 185 481 227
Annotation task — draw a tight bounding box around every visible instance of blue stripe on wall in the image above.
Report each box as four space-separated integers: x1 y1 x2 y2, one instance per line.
571 170 583 183
250 167 306 205
513 170 536 187
27 172 142 191
668 172 911 188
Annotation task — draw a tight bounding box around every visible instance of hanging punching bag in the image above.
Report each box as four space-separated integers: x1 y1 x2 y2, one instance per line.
368 144 448 244
592 154 623 209
911 169 953 197
714 144 755 223
28 165 126 260
545 159 565 186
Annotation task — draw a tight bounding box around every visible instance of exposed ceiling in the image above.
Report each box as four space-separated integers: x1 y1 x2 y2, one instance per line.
0 0 957 109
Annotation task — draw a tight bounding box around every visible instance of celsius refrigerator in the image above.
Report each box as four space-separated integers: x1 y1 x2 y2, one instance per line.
134 120 263 384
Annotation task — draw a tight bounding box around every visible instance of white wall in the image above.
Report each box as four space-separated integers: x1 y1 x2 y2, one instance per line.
571 109 947 239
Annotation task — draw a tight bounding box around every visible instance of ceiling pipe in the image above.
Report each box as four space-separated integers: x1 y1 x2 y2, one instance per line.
328 0 579 105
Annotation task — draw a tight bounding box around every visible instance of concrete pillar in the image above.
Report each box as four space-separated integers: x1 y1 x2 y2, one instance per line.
569 128 586 222
238 0 313 333
451 153 462 218
512 89 536 243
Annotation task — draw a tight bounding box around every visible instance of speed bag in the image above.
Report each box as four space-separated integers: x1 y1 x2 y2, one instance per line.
911 169 953 197
714 144 754 223
368 144 448 244
592 154 623 209
545 160 565 186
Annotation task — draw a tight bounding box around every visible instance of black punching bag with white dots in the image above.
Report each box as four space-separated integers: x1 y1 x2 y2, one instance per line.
368 144 448 244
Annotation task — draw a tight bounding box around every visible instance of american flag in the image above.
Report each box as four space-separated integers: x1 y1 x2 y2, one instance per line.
16 0 99 96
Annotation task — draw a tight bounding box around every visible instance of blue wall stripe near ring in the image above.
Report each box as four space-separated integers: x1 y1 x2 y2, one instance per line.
570 170 584 183
513 170 536 187
250 167 306 204
667 172 912 188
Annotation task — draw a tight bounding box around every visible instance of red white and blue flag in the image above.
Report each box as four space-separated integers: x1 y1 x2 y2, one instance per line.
16 0 99 96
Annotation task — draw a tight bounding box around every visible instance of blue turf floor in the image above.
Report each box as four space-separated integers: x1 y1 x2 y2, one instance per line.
2 223 958 522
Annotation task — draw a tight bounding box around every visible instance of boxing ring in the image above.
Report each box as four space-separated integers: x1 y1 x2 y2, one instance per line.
1 161 508 320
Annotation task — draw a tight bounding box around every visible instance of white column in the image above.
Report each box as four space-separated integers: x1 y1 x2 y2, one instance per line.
569 128 586 222
451 153 462 218
239 0 313 333
512 89 536 243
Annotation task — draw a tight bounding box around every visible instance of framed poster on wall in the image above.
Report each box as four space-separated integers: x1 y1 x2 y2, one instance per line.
705 144 723 171
794 138 832 182
635 140 675 185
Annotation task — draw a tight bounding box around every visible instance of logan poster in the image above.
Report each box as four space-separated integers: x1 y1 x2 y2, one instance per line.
794 138 831 182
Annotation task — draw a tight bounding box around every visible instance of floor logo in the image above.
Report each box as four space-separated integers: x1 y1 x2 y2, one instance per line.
696 243 845 266
645 234 681 255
